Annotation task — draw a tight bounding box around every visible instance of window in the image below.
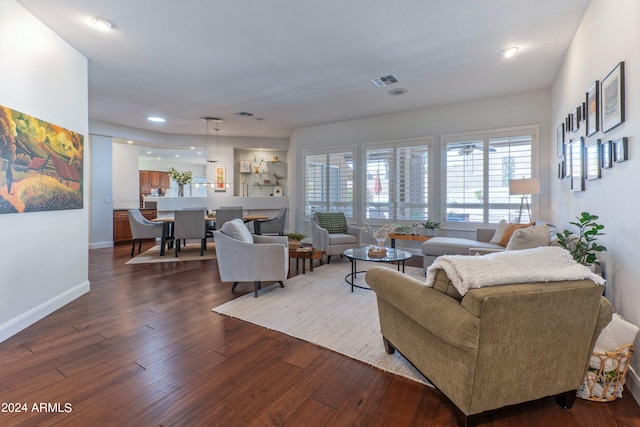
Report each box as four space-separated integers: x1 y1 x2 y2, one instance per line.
443 126 537 225
364 140 430 221
304 149 355 217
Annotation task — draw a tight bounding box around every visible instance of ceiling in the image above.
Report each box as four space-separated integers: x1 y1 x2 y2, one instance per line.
17 0 590 139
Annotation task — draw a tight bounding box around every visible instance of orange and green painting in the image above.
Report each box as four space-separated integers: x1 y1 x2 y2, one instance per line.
0 104 83 214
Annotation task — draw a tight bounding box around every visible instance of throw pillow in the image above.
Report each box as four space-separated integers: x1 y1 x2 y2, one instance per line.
505 225 550 251
498 222 534 247
316 212 348 234
221 218 254 243
489 219 509 244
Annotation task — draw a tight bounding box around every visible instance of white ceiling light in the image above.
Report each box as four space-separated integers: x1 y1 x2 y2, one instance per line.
388 88 408 96
202 117 223 163
91 16 116 31
147 116 166 123
500 47 519 58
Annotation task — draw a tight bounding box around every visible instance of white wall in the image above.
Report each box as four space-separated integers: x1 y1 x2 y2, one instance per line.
290 90 552 237
90 135 113 249
112 142 141 210
550 0 640 401
0 0 89 341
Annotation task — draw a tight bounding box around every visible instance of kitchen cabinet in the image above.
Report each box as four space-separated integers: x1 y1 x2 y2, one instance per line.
113 209 157 243
140 171 151 194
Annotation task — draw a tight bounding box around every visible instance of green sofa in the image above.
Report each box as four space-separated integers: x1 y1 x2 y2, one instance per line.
366 267 613 427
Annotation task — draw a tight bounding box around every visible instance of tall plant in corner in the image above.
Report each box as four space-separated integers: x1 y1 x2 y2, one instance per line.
556 212 607 265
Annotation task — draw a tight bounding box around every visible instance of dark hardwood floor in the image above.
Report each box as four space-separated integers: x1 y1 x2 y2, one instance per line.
1 241 639 426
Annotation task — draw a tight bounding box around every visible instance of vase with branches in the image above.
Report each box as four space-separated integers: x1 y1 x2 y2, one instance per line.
167 167 193 197
363 223 398 249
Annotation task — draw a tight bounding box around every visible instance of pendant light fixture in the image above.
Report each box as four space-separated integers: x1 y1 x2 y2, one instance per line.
203 117 223 163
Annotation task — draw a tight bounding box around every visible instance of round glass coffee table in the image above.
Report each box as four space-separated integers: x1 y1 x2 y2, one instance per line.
343 246 413 292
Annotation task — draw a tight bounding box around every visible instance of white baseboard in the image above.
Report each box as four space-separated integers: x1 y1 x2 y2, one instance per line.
626 366 640 405
89 241 114 250
0 281 90 343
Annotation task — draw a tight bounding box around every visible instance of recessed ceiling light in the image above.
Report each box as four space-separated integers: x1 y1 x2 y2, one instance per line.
500 47 519 58
253 117 267 121
147 116 166 123
388 88 408 96
91 16 116 31
127 140 133 144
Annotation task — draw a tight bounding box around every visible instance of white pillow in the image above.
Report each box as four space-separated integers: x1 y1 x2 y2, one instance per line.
490 219 508 244
505 225 550 251
221 218 253 243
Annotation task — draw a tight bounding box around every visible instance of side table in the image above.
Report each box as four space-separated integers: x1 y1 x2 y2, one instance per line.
289 247 324 275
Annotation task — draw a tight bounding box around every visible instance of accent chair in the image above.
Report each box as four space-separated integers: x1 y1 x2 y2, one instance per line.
128 209 165 257
255 207 287 235
310 212 361 263
214 218 288 297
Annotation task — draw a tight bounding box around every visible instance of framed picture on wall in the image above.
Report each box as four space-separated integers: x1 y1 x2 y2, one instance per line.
564 141 572 178
586 81 599 136
570 138 584 191
601 62 625 133
601 140 612 169
571 108 579 133
556 123 565 158
239 160 251 173
585 140 601 181
215 166 226 192
613 137 628 162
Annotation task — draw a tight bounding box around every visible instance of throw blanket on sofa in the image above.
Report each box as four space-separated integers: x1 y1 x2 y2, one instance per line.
426 246 605 296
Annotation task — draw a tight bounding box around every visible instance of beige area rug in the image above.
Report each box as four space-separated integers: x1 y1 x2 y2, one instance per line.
212 258 432 387
126 242 216 264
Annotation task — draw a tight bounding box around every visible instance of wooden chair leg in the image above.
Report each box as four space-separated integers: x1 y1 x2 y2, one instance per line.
138 239 143 254
200 239 205 256
383 337 396 354
175 239 180 257
278 281 284 288
254 281 261 297
327 255 332 264
556 391 577 409
231 282 239 292
131 239 136 257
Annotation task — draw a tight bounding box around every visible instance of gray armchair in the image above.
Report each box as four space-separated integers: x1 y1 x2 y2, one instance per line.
214 218 288 297
128 209 165 257
310 212 361 263
173 209 208 257
255 207 287 235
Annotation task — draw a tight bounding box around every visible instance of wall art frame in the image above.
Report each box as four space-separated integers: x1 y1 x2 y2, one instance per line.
556 123 565 158
585 139 601 181
214 166 226 192
613 137 628 163
239 159 251 173
570 138 584 192
0 104 84 214
586 81 600 136
601 140 612 169
601 61 625 133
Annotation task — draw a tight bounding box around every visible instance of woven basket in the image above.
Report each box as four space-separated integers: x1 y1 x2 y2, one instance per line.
368 247 387 258
577 343 634 402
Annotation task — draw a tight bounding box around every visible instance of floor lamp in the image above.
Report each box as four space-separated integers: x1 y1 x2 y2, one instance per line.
508 178 540 223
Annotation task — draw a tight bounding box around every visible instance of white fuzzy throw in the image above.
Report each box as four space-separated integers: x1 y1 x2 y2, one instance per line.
426 246 606 296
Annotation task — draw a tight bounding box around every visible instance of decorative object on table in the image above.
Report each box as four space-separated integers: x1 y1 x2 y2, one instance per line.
508 177 541 223
167 167 193 197
570 138 585 192
556 211 606 266
214 166 226 192
367 246 387 258
586 81 600 136
601 61 625 133
578 313 639 402
254 165 260 173
286 232 306 247
362 222 398 249
263 179 271 185
586 140 601 181
601 141 613 169
0 104 84 214
271 156 279 162
273 185 283 196
239 159 251 173
272 173 284 186
421 220 441 236
613 137 628 162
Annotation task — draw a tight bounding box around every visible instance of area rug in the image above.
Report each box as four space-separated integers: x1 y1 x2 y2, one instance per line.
126 242 216 264
212 258 432 387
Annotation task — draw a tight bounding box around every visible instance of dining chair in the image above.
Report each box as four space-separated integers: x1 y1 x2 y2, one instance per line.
128 209 165 257
214 207 243 230
173 209 208 257
255 207 287 235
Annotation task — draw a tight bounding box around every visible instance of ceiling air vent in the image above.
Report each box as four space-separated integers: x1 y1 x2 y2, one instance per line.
371 74 398 87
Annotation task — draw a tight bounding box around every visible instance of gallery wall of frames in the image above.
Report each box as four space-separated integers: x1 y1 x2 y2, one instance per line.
556 61 628 191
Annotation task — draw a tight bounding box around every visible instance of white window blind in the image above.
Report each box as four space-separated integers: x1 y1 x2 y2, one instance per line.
444 128 535 224
365 141 429 221
304 150 354 217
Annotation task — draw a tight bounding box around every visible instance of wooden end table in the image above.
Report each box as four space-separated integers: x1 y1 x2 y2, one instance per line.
289 248 324 275
388 233 432 248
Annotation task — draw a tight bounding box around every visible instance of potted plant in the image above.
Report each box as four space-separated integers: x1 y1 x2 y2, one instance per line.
556 211 607 267
286 232 306 248
167 167 193 197
421 220 441 236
